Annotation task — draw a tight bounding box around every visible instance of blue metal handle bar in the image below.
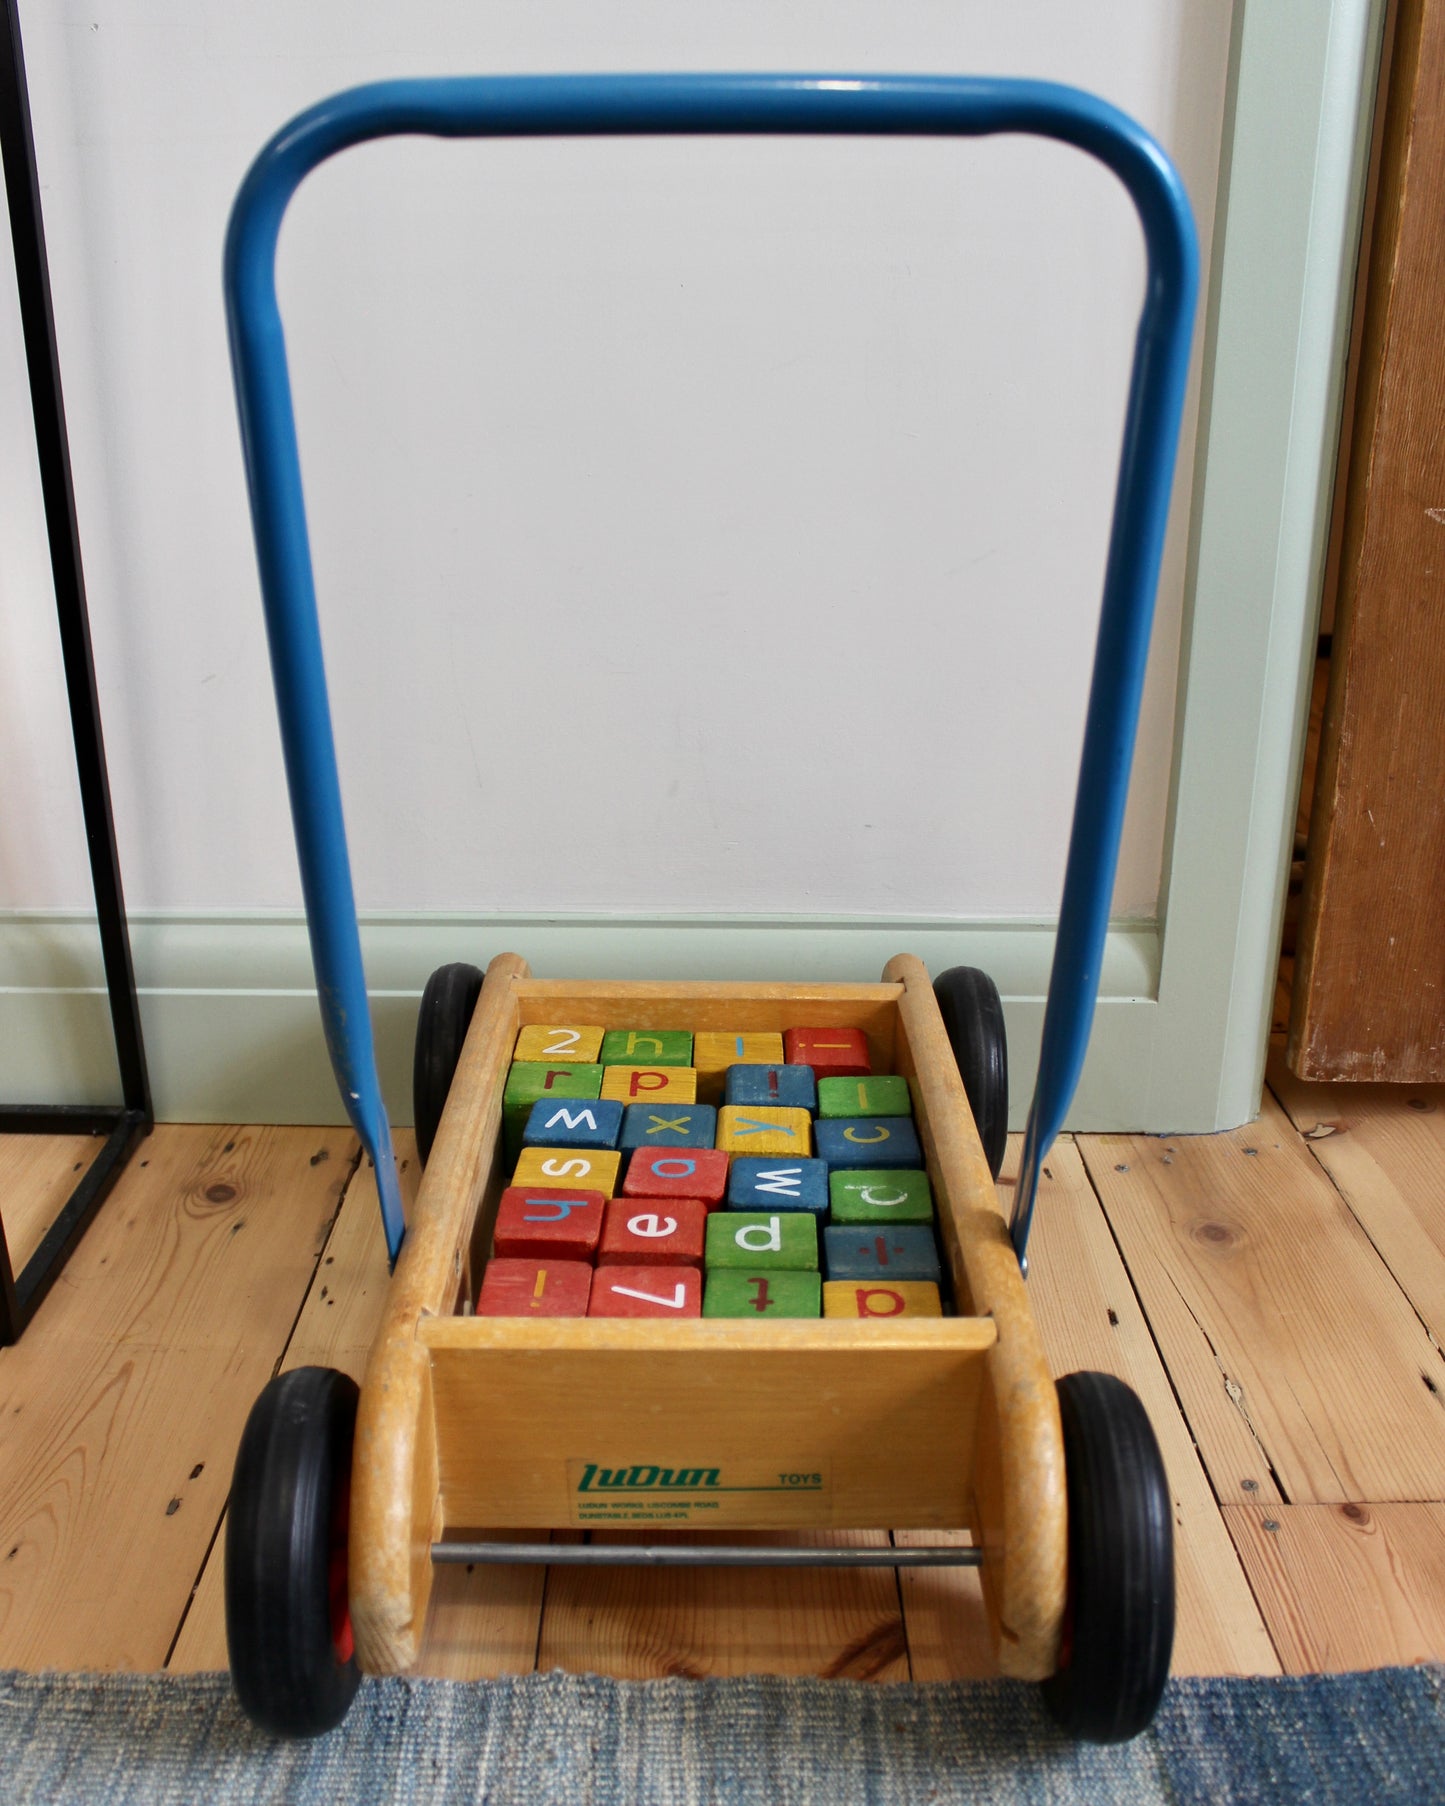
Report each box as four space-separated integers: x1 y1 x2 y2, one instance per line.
224 74 1197 1269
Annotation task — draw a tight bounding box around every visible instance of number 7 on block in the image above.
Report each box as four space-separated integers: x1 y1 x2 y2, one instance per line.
589 1266 702 1318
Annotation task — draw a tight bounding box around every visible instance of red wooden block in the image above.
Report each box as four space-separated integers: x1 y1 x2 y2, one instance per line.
476 1257 592 1317
783 1026 871 1079
623 1146 729 1207
492 1186 606 1261
588 1264 702 1318
598 1197 708 1268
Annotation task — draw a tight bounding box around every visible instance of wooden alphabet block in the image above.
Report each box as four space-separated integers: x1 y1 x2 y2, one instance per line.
601 1066 699 1108
822 1224 942 1284
692 1031 786 1103
619 1103 717 1152
587 1265 702 1319
822 1280 943 1319
598 1197 708 1268
622 1146 729 1208
715 1105 813 1158
511 1147 622 1198
703 1271 822 1319
782 1026 871 1079
723 1064 817 1112
521 1097 624 1151
828 1169 934 1224
503 1061 603 1160
705 1211 818 1272
476 1257 592 1317
599 1028 693 1067
726 1157 829 1215
816 1075 912 1119
814 1117 923 1171
493 1186 606 1262
513 1024 606 1064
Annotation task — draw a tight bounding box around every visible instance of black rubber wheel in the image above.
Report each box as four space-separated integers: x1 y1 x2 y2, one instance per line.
932 965 1008 1178
413 961 484 1167
1042 1371 1175 1743
226 1366 361 1738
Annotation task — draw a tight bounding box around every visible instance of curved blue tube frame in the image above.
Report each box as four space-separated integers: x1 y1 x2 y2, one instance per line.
224 74 1198 1269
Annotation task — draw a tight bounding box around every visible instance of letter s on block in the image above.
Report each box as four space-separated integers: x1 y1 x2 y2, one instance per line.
540 1157 590 1179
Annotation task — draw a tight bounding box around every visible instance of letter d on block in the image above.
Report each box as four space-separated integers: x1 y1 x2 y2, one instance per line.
736 1216 783 1253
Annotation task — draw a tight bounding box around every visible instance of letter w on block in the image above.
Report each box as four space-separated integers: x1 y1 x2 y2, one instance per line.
542 1106 599 1133
755 1167 802 1197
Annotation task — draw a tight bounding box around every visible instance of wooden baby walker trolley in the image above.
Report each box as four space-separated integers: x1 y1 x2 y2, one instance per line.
221 74 1197 1745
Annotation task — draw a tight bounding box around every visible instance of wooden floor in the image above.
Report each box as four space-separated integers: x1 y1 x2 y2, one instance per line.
2 1048 1444 1682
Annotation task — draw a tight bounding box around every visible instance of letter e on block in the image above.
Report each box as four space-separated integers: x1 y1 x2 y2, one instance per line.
598 1197 707 1267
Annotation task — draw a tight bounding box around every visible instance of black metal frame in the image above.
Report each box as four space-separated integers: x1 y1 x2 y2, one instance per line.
0 0 152 1344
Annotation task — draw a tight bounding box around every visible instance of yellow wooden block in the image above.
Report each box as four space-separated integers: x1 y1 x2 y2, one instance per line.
513 1024 606 1064
693 1031 786 1102
715 1105 813 1157
823 1280 943 1319
511 1147 622 1197
599 1066 698 1107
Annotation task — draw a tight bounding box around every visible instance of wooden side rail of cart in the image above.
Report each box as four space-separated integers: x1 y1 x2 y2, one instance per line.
346 951 1067 1680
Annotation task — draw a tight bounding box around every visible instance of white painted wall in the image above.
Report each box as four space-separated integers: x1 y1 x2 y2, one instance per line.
1 3 1231 925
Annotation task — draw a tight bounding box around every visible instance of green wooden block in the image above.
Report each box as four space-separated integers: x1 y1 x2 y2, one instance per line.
599 1029 693 1067
705 1210 818 1271
816 1075 913 1119
829 1169 934 1225
703 1270 822 1319
503 1061 603 1160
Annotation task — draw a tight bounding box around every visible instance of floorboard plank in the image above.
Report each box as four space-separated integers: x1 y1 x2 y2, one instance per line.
1023 1138 1278 1675
168 1135 548 1679
1269 1052 1445 1348
1079 1097 1445 1505
0 1124 354 1671
0 1133 105 1279
1223 1503 1445 1673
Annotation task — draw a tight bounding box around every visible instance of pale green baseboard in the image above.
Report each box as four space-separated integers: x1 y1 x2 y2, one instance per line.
0 909 1210 1131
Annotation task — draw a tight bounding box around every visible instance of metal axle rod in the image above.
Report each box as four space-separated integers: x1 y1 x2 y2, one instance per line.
432 1540 982 1569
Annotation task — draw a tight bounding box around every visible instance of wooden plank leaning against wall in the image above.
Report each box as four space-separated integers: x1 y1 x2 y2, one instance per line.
1290 0 1445 1081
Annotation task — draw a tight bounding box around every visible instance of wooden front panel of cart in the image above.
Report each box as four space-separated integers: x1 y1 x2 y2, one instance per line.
420 1316 996 1530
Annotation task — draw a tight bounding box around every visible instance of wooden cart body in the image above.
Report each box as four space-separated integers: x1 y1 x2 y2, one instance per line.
350 952 1065 1679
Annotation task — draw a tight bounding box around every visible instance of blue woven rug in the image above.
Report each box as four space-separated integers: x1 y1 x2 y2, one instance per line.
3 1668 1441 1804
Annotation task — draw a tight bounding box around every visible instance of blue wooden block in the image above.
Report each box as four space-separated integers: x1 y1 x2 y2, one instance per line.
822 1223 942 1284
726 1156 829 1215
723 1064 818 1112
619 1103 718 1151
814 1117 923 1171
522 1097 624 1151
